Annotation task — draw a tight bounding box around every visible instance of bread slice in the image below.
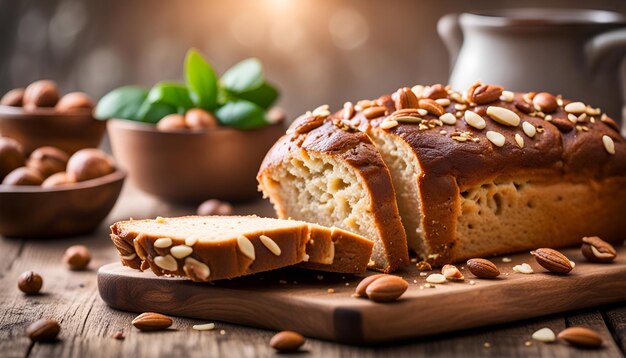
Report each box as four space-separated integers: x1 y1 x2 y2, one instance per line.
110 215 374 281
257 119 409 273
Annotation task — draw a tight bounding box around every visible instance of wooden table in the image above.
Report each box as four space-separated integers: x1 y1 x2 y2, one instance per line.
1 185 625 357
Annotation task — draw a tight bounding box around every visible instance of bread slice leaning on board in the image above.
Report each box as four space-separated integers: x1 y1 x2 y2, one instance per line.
110 215 374 281
257 83 626 269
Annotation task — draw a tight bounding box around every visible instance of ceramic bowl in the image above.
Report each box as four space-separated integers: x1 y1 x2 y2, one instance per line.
107 119 284 204
0 170 126 238
0 105 106 155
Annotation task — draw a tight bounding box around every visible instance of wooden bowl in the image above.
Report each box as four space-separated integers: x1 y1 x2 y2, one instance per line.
107 119 284 204
0 170 126 238
0 105 106 155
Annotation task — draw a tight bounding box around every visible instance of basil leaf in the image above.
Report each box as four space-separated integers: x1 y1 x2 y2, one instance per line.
221 58 264 93
234 82 279 109
147 82 193 110
216 100 268 130
185 49 218 110
94 86 147 120
136 100 178 124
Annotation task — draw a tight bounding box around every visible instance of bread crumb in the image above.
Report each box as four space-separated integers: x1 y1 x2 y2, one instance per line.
469 280 476 285
345 283 350 286
327 288 335 293
220 330 226 335
484 342 491 348
317 275 324 280
502 257 512 263
524 341 532 347
419 272 428 277
416 261 432 271
155 216 166 223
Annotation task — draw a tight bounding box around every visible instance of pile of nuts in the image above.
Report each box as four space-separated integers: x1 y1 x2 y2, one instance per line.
156 108 218 131
1 80 94 113
0 138 116 187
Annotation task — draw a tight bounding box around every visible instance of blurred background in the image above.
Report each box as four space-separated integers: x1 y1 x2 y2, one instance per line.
1 0 626 119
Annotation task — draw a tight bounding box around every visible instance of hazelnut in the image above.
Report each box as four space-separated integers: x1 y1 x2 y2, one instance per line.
26 319 61 342
1 88 25 106
23 80 60 108
41 172 73 188
156 114 187 131
27 146 69 178
55 92 94 113
17 271 43 295
2 167 43 185
0 137 25 180
267 107 286 124
66 149 115 182
185 108 218 129
197 199 233 216
63 245 91 270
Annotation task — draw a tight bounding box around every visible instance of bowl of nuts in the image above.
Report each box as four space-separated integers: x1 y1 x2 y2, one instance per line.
0 141 125 238
0 80 105 155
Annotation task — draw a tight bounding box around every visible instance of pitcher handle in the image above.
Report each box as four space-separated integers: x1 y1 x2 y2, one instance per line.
437 13 463 72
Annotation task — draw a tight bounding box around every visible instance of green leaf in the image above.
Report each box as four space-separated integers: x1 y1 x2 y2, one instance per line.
221 58 264 93
234 81 279 109
147 82 194 110
136 100 178 124
185 49 218 110
215 100 268 130
94 86 147 120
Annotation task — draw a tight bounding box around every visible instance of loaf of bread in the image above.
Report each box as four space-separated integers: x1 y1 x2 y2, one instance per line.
110 215 374 281
258 83 626 268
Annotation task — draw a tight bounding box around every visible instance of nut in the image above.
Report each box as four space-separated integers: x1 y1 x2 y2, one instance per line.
27 146 69 178
26 319 61 342
23 80 60 108
486 131 506 147
581 236 616 263
0 137 25 180
466 258 500 278
532 327 556 343
426 273 446 284
423 84 448 100
41 172 73 188
515 101 533 114
267 107 286 124
1 88 25 106
131 312 173 331
530 248 573 274
363 106 387 119
416 260 432 271
441 264 464 281
557 327 603 348
342 102 355 120
112 331 125 340
532 92 557 113
469 84 503 105
18 271 43 294
355 274 386 297
66 148 115 182
486 106 520 127
292 114 325 134
550 117 575 133
185 108 218 129
197 199 233 216
63 245 91 270
156 113 187 131
55 92 94 113
393 87 419 110
357 274 408 302
269 331 306 352
2 166 44 186
418 99 445 117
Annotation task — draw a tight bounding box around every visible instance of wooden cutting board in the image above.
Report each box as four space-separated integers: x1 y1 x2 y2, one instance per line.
98 245 626 344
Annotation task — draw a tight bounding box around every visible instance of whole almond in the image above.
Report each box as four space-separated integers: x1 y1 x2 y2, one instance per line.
466 258 500 278
581 236 616 263
469 84 503 105
355 274 386 297
423 84 448 100
557 327 603 348
132 312 173 331
1 88 25 106
393 87 419 110
293 114 325 134
26 319 60 342
515 101 533 114
418 99 445 117
530 248 573 274
441 264 464 281
269 331 306 352
342 102 355 120
550 117 575 133
533 92 558 113
363 106 387 119
363 275 408 302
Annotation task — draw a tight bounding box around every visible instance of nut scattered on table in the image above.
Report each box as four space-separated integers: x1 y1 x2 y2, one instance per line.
530 248 573 274
355 274 385 297
531 327 556 343
17 271 43 295
63 245 92 271
359 274 409 303
26 319 61 342
441 264 464 281
269 331 306 352
557 327 603 348
197 199 234 216
66 148 115 182
112 330 125 340
131 312 173 331
466 258 500 278
426 273 446 284
26 146 69 178
581 236 617 263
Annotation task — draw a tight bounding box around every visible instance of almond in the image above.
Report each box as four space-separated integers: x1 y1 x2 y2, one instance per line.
532 92 557 113
354 274 386 297
466 258 500 278
363 275 408 302
270 331 306 352
530 248 573 274
581 236 617 263
515 101 533 114
293 114 325 134
393 87 419 110
557 327 603 348
550 117 575 133
131 312 173 331
441 264 464 281
423 84 448 100
363 106 387 119
469 84 503 105
342 101 355 120
26 319 60 342
418 99 445 117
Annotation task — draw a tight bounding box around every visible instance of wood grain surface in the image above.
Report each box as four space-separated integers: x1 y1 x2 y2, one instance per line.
0 185 625 357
